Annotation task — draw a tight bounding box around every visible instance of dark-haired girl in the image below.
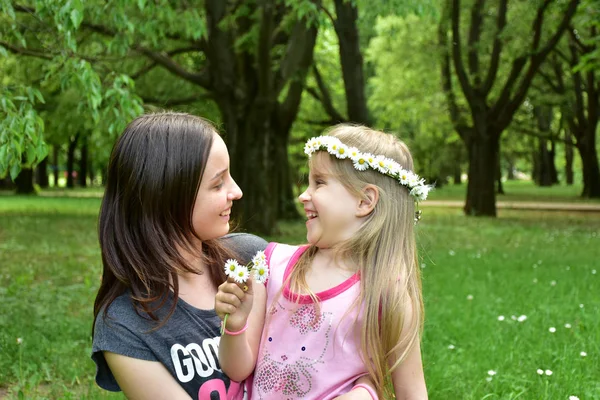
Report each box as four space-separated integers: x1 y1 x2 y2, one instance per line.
92 112 267 399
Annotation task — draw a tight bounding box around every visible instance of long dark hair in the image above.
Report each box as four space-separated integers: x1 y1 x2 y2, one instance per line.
93 112 236 333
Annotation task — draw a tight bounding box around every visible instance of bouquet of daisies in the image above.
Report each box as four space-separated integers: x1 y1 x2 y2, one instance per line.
220 250 269 334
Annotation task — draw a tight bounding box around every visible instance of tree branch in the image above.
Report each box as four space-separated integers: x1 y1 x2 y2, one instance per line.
0 41 53 60
450 0 475 105
514 126 576 146
467 0 485 86
310 65 346 123
136 47 211 89
482 0 507 95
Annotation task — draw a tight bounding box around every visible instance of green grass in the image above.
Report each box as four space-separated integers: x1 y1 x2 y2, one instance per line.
430 180 600 203
0 196 599 399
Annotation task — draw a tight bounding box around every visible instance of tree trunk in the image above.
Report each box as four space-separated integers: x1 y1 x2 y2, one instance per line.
464 131 499 216
36 157 49 188
534 105 553 186
506 159 516 180
15 167 35 194
333 0 370 125
453 164 462 184
565 128 574 185
496 153 504 195
549 140 559 184
66 134 80 189
52 146 60 187
578 138 600 198
79 135 88 187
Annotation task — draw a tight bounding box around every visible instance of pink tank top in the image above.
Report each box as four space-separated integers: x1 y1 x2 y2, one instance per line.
248 243 368 399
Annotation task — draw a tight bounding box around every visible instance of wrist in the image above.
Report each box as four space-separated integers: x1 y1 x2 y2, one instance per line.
222 320 248 336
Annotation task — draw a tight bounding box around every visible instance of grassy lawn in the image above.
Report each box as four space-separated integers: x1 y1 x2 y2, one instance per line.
429 180 600 203
0 195 598 399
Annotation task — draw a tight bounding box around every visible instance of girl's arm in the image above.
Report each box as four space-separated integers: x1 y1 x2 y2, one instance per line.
104 352 192 400
334 375 379 399
215 277 267 381
390 299 428 400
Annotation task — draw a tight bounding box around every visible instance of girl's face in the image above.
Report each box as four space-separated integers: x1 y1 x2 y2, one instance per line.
192 135 242 240
298 158 363 248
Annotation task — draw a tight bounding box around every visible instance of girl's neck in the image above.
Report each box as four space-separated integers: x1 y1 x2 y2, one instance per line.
313 247 357 273
175 242 218 310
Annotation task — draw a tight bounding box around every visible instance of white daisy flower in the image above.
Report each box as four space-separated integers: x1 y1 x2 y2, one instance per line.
569 396 580 400
486 377 492 382
488 370 496 376
398 170 411 186
16 338 22 345
410 185 431 201
564 323 572 329
407 172 420 188
353 156 369 171
550 280 557 286
545 370 552 376
511 315 517 320
448 344 455 350
449 250 456 256
233 265 250 284
366 153 378 169
592 269 597 274
348 147 360 160
580 351 587 357
580 304 584 308
467 294 473 300
224 259 240 278
251 251 266 267
326 139 342 155
386 159 399 175
536 369 544 375
253 264 269 284
518 315 527 322
549 327 556 333
335 144 349 159
497 315 505 321
374 156 389 173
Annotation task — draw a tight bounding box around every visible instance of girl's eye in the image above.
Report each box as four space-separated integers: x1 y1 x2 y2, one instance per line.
214 182 224 190
315 179 325 186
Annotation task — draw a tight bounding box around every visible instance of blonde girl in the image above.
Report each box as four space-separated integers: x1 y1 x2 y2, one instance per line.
215 124 429 399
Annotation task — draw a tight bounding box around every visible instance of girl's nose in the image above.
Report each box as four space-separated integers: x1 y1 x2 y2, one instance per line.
298 189 310 203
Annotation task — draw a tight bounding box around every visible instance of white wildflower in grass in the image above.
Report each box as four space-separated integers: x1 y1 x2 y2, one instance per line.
466 294 474 301
486 377 492 382
569 396 580 400
487 370 496 376
550 280 557 286
497 315 505 321
579 304 584 308
16 338 22 345
533 278 538 283
511 315 517 321
545 370 553 376
253 264 269 285
233 265 249 284
421 263 426 269
592 269 597 274
549 327 556 333
449 250 456 256
580 351 587 357
224 259 240 278
564 323 572 329
518 315 527 322
448 344 455 350
537 369 544 375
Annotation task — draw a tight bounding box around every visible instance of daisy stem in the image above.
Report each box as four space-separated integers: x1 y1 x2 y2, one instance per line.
221 313 229 335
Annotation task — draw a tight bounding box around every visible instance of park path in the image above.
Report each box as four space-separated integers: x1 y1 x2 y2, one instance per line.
423 200 600 212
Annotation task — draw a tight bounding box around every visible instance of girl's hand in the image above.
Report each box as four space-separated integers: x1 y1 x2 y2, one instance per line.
215 277 254 332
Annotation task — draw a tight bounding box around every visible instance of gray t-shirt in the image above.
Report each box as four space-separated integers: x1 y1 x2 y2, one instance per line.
92 233 268 400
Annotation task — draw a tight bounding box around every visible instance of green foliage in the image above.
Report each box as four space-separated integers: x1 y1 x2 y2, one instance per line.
0 86 47 179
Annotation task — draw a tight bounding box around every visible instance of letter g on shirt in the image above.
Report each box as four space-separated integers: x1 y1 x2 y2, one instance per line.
171 337 222 382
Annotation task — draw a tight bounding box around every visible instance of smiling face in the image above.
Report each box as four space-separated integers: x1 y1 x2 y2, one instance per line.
298 155 363 248
191 134 242 240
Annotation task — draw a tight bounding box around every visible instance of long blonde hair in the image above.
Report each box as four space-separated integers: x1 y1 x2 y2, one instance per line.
289 124 424 396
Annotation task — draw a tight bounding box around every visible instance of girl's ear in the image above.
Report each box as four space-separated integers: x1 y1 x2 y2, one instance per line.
356 184 379 217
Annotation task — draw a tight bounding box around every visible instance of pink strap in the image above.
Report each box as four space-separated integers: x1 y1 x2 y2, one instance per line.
352 383 378 400
222 321 248 336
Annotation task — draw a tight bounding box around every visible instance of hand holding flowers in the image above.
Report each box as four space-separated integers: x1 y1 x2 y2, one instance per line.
215 251 269 335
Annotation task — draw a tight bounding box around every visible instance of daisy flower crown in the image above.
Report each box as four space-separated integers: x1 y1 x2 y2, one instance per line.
304 135 433 204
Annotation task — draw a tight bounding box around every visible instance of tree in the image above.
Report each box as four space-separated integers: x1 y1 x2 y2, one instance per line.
439 0 579 216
